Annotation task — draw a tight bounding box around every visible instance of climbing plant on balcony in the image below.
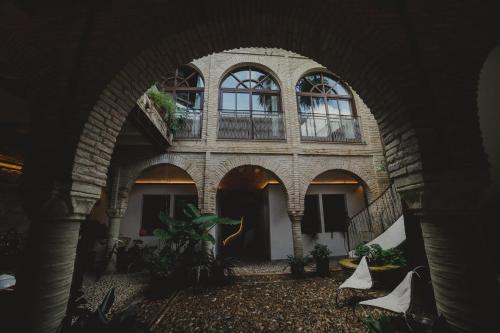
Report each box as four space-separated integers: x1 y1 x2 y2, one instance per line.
146 86 186 133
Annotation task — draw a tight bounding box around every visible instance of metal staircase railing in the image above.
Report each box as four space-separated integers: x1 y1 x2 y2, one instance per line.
346 182 402 251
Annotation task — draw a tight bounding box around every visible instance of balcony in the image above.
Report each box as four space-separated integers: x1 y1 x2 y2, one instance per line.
218 110 285 140
174 110 202 139
299 114 363 143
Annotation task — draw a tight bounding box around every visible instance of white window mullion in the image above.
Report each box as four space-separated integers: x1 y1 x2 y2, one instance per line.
318 194 325 233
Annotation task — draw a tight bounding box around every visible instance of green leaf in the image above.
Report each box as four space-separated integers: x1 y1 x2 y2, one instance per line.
201 233 216 244
184 204 201 219
153 229 171 240
193 215 219 224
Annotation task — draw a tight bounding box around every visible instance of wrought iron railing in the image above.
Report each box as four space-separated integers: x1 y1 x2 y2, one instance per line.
173 110 202 139
299 114 362 143
346 182 403 251
218 110 285 140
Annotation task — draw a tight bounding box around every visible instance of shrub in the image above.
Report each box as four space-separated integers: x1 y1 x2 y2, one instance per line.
285 255 308 278
363 316 396 333
310 243 331 260
354 243 406 266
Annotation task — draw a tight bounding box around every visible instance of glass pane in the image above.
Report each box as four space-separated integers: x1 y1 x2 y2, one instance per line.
296 78 313 92
270 95 278 111
334 83 349 96
312 97 327 115
315 117 329 137
260 77 278 90
323 75 337 89
252 94 265 111
194 92 203 109
175 92 191 111
251 68 267 82
297 96 312 113
222 92 236 110
327 99 340 115
339 100 352 116
221 75 238 88
232 69 250 83
236 93 250 111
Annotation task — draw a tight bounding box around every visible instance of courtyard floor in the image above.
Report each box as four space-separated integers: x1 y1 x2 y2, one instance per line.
136 272 394 333
82 261 403 332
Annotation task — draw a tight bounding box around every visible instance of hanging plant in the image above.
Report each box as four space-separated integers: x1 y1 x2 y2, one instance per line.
146 85 186 134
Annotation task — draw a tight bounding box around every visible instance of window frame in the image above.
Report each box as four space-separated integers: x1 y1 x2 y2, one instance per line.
160 65 205 140
296 72 359 141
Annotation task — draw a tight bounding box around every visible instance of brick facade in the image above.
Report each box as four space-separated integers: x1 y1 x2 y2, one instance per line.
113 48 390 216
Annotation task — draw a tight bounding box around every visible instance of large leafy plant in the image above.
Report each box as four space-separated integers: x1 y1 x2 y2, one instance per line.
150 203 240 286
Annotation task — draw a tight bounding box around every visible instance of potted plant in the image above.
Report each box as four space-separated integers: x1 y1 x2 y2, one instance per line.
285 255 308 278
310 243 331 276
339 242 407 288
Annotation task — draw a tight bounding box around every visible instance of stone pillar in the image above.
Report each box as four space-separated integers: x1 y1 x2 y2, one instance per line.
106 208 124 272
16 204 89 333
402 184 495 332
288 212 304 258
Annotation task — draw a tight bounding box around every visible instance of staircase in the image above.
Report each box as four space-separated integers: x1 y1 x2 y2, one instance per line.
346 183 403 251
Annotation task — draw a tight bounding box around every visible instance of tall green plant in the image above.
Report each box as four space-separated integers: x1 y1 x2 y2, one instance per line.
151 203 240 285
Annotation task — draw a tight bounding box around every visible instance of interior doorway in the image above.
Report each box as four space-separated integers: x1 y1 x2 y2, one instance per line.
217 166 281 260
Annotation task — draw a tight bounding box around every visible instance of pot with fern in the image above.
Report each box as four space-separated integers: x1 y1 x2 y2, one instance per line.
310 243 331 276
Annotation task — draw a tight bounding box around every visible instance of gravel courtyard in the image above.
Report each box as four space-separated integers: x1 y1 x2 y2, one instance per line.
138 273 394 333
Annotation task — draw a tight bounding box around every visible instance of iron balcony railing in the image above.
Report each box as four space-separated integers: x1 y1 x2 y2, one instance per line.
218 110 285 140
299 114 363 143
173 110 202 139
346 183 403 252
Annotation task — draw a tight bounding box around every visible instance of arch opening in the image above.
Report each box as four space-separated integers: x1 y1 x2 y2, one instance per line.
120 164 199 246
216 165 288 260
302 169 368 257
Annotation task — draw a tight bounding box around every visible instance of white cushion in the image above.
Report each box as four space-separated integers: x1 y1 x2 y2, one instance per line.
339 256 373 290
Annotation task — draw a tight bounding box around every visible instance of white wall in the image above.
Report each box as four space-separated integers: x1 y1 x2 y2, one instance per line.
267 183 366 259
120 184 197 247
267 185 294 260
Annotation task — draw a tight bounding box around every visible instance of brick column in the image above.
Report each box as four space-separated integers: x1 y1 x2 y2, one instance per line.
106 208 125 272
16 212 86 333
402 184 495 332
288 211 304 258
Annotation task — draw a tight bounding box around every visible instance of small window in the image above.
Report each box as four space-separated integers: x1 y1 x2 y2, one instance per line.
140 195 170 236
174 195 198 220
322 194 348 232
301 195 322 234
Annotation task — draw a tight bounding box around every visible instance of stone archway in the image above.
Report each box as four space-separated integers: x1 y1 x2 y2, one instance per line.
11 3 499 332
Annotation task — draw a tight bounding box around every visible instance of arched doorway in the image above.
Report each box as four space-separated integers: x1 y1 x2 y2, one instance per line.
302 170 368 257
216 165 287 260
120 164 198 245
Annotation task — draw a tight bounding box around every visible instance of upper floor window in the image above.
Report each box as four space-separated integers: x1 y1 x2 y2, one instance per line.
218 66 285 140
296 72 362 143
159 65 204 139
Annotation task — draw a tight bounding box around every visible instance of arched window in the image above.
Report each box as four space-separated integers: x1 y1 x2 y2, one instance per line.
160 65 204 139
296 72 361 142
218 66 284 140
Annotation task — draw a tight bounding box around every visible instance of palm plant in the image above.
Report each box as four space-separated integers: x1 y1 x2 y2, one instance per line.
150 203 240 288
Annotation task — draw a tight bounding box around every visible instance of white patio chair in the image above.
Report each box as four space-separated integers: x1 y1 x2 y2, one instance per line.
355 267 425 329
335 256 373 306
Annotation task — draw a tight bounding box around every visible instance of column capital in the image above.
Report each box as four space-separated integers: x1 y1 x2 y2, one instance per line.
397 179 488 218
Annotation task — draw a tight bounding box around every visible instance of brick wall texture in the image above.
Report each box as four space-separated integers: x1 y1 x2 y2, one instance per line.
114 48 390 214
